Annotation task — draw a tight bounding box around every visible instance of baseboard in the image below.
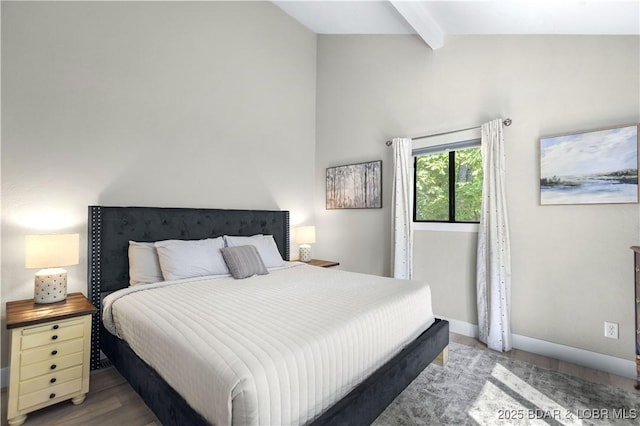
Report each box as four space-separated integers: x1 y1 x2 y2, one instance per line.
511 333 636 380
440 317 636 380
443 317 480 337
1 367 7 390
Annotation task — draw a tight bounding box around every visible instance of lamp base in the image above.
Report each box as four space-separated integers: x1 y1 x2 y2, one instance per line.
34 268 68 304
299 245 312 262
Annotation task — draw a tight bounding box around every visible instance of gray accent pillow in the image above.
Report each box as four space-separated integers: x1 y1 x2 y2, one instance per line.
221 245 269 279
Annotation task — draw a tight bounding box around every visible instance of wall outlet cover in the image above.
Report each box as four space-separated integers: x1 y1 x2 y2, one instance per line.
604 321 619 339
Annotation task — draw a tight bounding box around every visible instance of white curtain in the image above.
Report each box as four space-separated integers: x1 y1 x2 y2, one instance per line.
476 119 512 352
391 137 413 279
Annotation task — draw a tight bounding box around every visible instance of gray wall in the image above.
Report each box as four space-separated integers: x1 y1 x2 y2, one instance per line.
315 35 640 360
1 1 317 368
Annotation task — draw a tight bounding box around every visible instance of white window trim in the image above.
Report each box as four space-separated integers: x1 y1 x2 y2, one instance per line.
412 127 481 151
413 222 478 233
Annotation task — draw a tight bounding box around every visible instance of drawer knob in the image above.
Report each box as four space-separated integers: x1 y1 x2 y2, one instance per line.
49 393 56 399
50 378 56 384
51 350 58 356
51 335 58 340
50 364 57 370
52 325 59 330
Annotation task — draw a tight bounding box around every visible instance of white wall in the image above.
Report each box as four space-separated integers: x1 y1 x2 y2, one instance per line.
315 35 640 361
1 1 317 368
3 2 639 375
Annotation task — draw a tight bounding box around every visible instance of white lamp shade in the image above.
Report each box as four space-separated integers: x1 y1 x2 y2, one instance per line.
25 234 80 269
295 226 316 245
26 234 79 304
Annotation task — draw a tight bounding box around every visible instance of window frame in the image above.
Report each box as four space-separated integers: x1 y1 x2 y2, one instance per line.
412 140 482 224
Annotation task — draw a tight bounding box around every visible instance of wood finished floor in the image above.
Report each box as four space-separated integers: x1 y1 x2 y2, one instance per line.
1 333 636 425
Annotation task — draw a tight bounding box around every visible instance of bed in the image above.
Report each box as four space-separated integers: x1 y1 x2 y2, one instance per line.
88 206 449 426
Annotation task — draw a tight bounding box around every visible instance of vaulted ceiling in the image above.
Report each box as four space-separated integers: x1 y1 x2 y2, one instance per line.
272 0 640 49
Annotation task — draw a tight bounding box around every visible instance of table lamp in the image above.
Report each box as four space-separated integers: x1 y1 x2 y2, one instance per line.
295 226 316 262
25 233 80 304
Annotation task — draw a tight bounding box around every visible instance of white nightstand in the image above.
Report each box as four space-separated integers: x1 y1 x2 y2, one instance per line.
5 293 97 426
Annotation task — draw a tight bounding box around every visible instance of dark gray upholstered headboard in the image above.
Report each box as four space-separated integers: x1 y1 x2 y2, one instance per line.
87 206 290 369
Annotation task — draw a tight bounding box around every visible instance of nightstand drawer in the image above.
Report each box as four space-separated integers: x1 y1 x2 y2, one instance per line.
18 378 82 411
20 352 83 381
21 317 85 336
19 365 83 395
21 339 84 366
21 324 84 350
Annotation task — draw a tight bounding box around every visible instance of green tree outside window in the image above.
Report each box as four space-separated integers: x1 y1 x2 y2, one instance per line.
414 147 483 222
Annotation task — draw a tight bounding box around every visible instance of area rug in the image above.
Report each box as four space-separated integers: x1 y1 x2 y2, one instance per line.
373 342 640 425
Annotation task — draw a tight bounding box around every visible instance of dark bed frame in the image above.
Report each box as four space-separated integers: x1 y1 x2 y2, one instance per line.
88 206 449 426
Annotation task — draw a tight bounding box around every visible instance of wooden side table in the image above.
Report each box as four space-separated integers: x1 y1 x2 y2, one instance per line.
6 292 97 426
305 259 340 268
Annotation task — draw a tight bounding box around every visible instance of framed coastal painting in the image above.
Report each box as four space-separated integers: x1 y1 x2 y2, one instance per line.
540 124 639 205
326 160 382 209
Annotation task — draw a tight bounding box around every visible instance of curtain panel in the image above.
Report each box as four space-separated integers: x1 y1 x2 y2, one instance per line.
391 138 413 279
476 119 512 352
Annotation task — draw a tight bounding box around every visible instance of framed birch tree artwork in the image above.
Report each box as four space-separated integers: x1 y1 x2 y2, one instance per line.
326 160 382 209
540 124 639 205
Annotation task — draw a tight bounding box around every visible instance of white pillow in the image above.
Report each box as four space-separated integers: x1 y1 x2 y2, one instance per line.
155 237 228 281
129 241 164 286
224 235 284 268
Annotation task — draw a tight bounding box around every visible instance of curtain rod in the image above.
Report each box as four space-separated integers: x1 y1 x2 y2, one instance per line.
385 118 512 146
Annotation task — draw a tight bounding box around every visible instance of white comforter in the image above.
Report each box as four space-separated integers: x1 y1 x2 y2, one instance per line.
103 263 435 425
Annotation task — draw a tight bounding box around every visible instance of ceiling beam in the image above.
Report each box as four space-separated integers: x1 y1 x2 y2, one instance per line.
390 1 444 49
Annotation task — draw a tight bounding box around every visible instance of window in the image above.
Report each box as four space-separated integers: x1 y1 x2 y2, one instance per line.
413 140 483 223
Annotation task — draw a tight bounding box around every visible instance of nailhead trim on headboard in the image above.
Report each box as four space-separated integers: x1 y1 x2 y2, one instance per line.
87 206 290 370
88 206 103 371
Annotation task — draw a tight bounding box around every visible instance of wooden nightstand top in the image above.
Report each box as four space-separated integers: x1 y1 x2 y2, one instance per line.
6 292 97 329
305 259 340 268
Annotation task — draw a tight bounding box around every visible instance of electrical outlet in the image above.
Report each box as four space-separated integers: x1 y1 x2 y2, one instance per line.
604 321 619 339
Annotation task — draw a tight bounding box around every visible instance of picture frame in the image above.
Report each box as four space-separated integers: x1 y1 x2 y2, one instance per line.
540 124 639 205
326 160 382 209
